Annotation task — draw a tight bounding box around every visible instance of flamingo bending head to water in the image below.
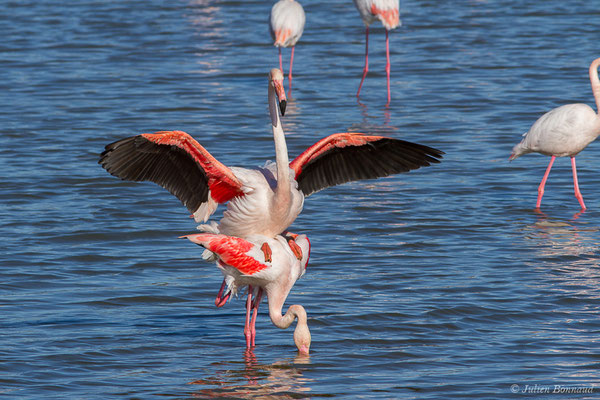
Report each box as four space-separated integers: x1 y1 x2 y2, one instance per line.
353 0 401 105
269 0 305 94
99 69 443 254
181 229 311 354
510 57 600 210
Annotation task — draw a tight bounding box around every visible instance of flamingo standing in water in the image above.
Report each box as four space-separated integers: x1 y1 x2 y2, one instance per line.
353 0 400 105
269 0 305 94
99 68 443 254
510 57 600 210
181 229 311 353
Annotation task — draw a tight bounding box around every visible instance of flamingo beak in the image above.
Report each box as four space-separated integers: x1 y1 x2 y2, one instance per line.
274 79 287 116
280 99 287 116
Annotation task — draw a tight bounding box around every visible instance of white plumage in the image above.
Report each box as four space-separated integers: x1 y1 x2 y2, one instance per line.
269 0 305 47
510 57 600 210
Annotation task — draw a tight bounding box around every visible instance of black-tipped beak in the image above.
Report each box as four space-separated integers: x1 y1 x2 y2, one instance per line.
279 100 287 116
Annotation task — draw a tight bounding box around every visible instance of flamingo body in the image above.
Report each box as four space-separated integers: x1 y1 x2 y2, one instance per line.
269 0 305 48
510 103 600 159
510 57 600 209
353 0 400 30
182 231 311 353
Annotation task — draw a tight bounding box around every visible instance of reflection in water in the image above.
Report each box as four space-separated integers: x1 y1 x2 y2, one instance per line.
523 211 600 262
189 349 312 399
351 99 395 135
280 98 302 137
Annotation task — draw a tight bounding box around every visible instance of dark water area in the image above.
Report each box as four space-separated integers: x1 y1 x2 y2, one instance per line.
2 0 600 398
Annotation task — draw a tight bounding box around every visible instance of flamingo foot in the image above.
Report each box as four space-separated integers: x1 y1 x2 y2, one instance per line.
215 279 230 308
261 243 272 263
288 239 303 261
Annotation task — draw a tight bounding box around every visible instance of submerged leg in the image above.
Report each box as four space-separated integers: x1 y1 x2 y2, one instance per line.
244 286 253 348
571 157 586 209
385 29 391 106
536 156 555 209
357 26 369 98
249 288 263 347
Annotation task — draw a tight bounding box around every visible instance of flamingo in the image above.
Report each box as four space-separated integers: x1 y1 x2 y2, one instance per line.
353 0 401 105
269 0 305 94
181 230 311 354
510 57 600 210
99 68 443 254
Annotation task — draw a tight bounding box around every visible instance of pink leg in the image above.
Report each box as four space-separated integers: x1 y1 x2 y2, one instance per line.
278 47 283 75
571 157 586 209
536 156 555 209
385 29 391 106
244 286 253 348
215 279 230 308
249 288 263 347
288 46 295 95
357 26 369 98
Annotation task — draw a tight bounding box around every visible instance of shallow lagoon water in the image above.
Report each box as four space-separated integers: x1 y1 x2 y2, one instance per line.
2 0 600 398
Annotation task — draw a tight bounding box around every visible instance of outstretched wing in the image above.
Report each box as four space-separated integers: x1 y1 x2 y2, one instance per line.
289 132 444 197
99 130 244 221
181 233 268 275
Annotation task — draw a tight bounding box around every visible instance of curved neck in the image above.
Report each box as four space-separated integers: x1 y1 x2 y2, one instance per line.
268 83 290 195
269 303 306 329
589 57 600 113
268 288 311 354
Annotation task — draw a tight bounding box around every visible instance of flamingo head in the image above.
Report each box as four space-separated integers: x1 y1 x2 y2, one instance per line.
294 319 311 355
269 68 287 117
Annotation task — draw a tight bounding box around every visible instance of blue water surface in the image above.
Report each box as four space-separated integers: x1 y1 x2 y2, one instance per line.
1 0 600 398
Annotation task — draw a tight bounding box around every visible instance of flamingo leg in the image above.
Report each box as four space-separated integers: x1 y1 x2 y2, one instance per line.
571 157 586 210
278 47 283 75
385 29 391 106
244 285 253 348
357 26 369 98
288 46 295 95
536 155 555 209
215 279 230 308
249 288 263 347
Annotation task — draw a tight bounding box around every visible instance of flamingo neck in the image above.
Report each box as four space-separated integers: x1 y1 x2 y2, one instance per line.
268 83 291 199
268 300 311 354
589 57 600 113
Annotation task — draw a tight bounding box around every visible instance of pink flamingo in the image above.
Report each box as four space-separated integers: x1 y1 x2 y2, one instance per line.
181 231 311 354
510 57 600 210
100 69 443 256
269 0 305 94
353 0 401 105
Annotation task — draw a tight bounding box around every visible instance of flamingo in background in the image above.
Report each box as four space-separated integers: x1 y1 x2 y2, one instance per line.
99 68 443 254
181 230 311 354
269 0 305 94
353 0 400 105
510 57 600 210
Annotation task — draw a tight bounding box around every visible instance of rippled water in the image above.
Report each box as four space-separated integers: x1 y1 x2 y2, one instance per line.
2 0 600 398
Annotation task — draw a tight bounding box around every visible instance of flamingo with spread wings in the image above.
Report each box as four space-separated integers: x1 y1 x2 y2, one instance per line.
99 69 443 246
181 230 311 353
